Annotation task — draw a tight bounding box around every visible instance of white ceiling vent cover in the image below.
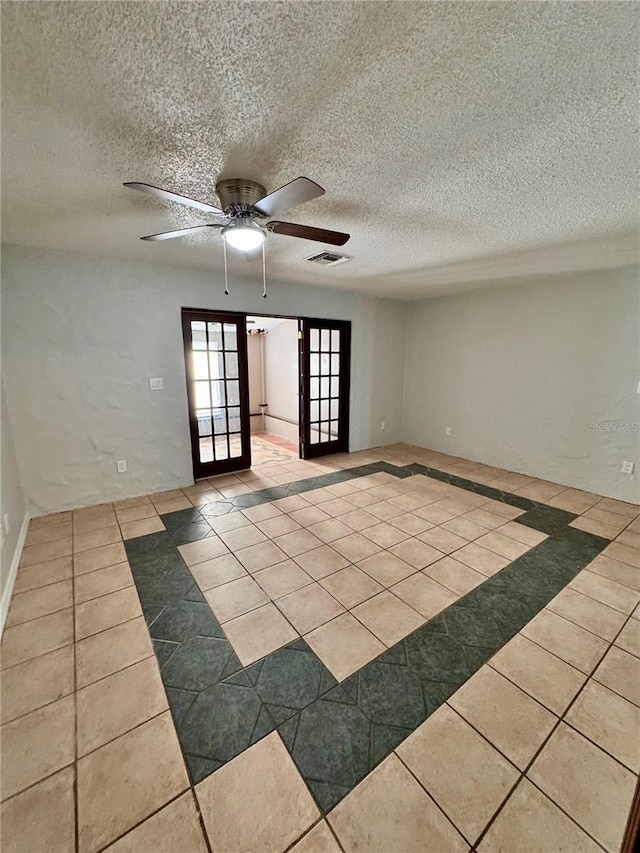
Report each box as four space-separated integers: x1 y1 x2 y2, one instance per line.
305 251 353 267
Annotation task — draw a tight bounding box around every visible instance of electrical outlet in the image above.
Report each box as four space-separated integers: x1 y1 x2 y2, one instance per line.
2 514 9 535
621 461 635 474
116 460 128 474
445 426 452 436
149 377 164 391
380 420 386 430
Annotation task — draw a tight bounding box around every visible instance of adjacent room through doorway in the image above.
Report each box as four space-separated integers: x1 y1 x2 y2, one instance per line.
246 315 300 465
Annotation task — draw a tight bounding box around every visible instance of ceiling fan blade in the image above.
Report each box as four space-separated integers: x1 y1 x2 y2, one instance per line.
266 220 350 246
124 182 223 215
140 224 222 241
252 177 324 218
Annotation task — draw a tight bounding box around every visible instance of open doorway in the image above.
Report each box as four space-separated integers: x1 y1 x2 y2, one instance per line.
246 315 300 465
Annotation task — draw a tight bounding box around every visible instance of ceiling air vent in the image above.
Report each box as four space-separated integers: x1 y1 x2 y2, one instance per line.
305 251 353 267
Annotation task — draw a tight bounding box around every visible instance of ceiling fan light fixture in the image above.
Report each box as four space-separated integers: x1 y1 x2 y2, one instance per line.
221 217 266 252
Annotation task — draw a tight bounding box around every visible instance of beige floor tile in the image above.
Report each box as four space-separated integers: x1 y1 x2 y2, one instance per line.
74 524 122 553
307 518 354 543
1 644 74 724
417 526 468 555
514 479 567 501
490 634 586 714
460 508 507 530
570 569 640 614
256 514 302 538
344 490 381 509
277 583 345 634
328 753 468 853
190 553 247 590
588 553 640 592
477 778 601 853
78 711 189 853
294 545 350 579
75 585 142 639
476 531 530 561
0 694 75 800
454 543 510 576
241 502 283 522
254 560 314 599
414 502 459 524
275 529 325 558
441 516 488 541
210 511 252 533
397 704 519 845
105 792 208 853
389 538 444 570
13 555 72 594
320 566 384 608
603 541 640 569
305 612 385 681
352 591 424 646
219 523 267 551
528 723 635 853
75 562 134 603
153 496 193 514
73 508 118 534
449 666 557 770
120 516 166 539
74 542 128 575
223 603 298 666
204 575 269 623
521 609 608 674
339 508 380 532
5 579 73 627
25 520 72 547
616 617 640 657
232 531 291 568
357 551 416 586
177 536 228 566
362 521 411 548
20 537 72 568
115 503 157 523
424 556 486 596
495 521 548 547
1 608 73 669
272 495 313 513
362 500 406 521
566 679 640 773
570 516 621 540
77 656 168 755
546 587 627 641
196 732 319 852
392 571 458 618
390 512 435 535
291 820 341 853
113 495 153 510
29 511 72 529
329 532 382 563
617 529 640 550
0 766 75 853
547 489 600 514
76 616 153 687
289 506 332 527
321 497 357 517
593 645 640 706
593 497 640 519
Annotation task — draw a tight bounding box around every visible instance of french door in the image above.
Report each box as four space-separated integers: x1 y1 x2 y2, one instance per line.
182 309 251 479
299 318 351 459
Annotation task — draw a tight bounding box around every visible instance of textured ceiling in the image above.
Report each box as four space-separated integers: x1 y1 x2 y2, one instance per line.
1 1 638 299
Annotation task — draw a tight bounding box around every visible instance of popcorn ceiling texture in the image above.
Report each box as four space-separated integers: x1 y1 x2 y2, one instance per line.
1 1 638 298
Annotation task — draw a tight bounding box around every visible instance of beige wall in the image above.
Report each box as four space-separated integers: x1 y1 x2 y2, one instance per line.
264 320 299 425
402 266 640 503
0 378 27 617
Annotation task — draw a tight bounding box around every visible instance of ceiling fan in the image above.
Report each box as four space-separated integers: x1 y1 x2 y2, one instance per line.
123 176 350 253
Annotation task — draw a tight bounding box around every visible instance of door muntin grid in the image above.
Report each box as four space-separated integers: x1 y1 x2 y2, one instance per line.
190 319 243 464
308 326 342 445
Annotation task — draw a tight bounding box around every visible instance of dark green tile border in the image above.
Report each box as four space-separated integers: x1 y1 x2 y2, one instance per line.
126 461 607 814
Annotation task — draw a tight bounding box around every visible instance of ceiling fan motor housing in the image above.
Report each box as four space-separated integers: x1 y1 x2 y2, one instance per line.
215 179 267 216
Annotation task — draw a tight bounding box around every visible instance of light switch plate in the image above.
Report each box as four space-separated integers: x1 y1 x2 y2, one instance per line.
149 377 163 391
621 461 635 474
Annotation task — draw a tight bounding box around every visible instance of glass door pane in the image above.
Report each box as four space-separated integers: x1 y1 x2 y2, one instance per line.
300 318 350 459
182 310 251 478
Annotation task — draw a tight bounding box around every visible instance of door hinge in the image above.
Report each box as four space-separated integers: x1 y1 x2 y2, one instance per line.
298 331 303 340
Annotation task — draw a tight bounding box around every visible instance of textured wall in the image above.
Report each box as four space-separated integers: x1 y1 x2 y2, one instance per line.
264 320 299 424
402 267 640 503
0 379 27 595
1 246 406 515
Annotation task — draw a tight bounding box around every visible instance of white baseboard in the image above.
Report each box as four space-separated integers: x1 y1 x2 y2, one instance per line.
0 512 30 638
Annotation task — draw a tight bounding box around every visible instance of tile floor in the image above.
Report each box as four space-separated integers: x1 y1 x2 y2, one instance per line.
1 443 639 852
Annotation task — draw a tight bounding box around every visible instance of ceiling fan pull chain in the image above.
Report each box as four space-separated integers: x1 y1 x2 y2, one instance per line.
223 239 230 295
262 241 267 298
